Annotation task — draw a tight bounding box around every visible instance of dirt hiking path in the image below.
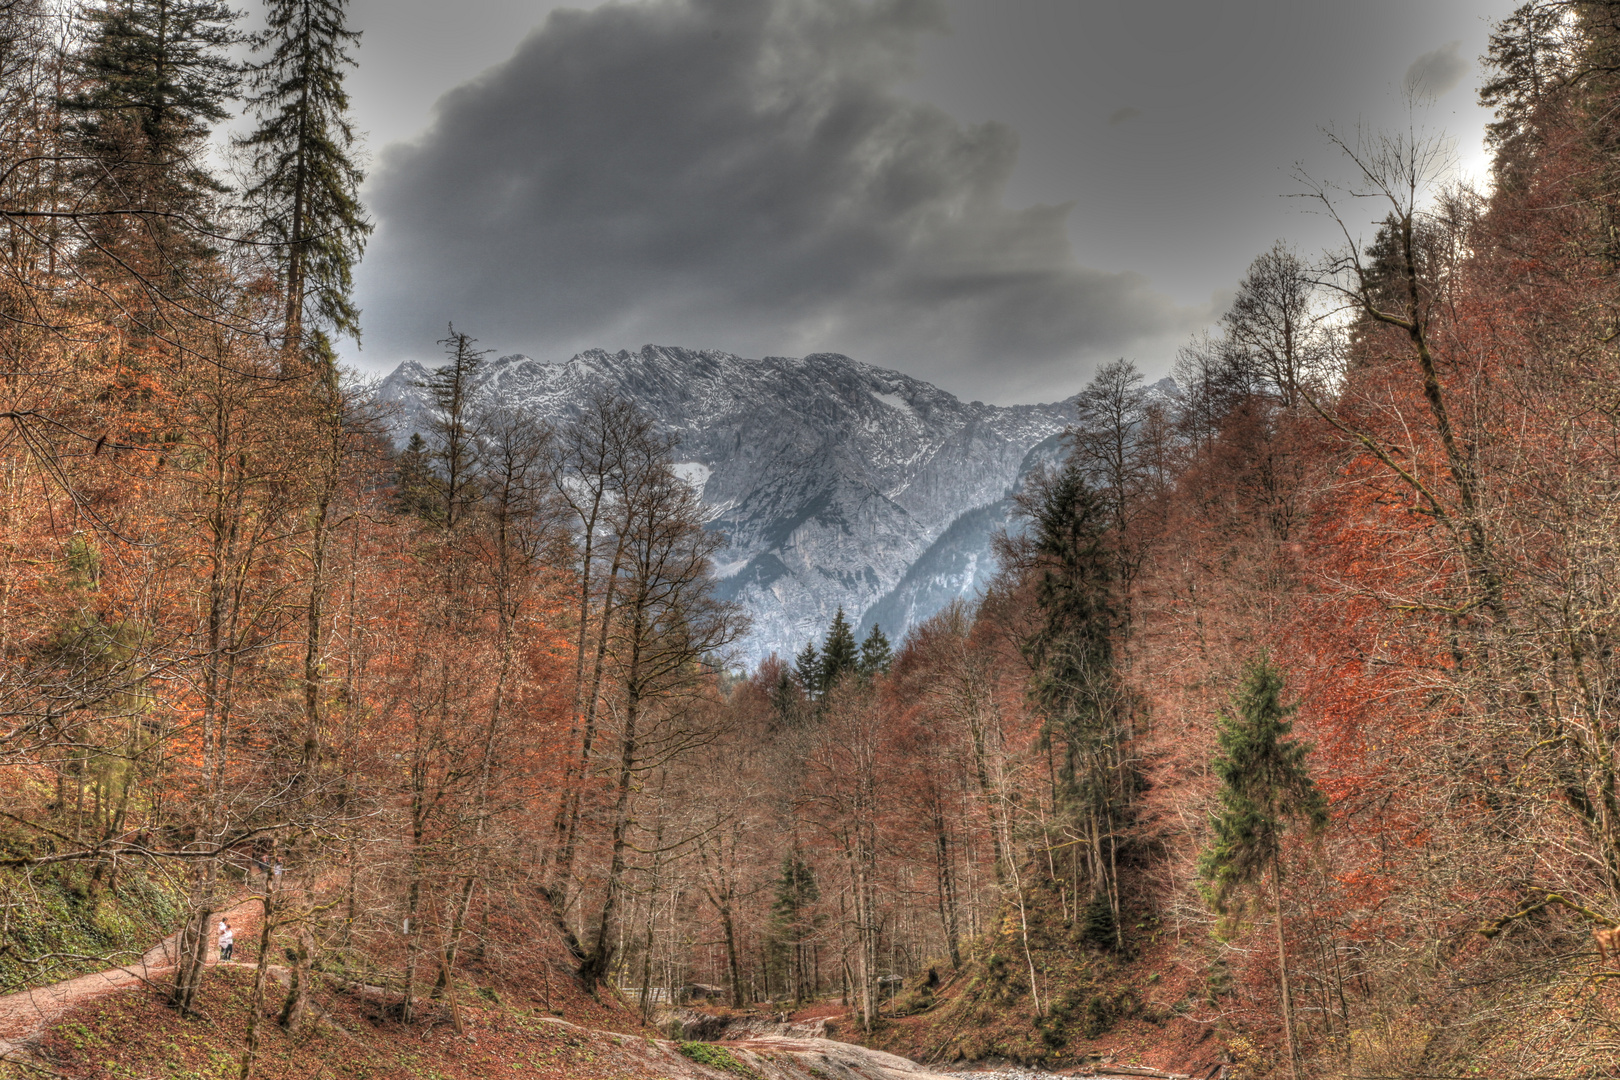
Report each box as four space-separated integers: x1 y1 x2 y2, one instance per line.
0 896 263 1065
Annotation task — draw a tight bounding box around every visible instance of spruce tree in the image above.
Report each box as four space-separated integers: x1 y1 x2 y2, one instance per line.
1199 655 1328 1080
858 624 892 678
1024 460 1130 946
63 0 241 275
1027 464 1114 699
1479 2 1571 190
793 640 820 701
238 0 371 360
819 607 858 693
66 0 240 170
769 663 800 727
768 854 819 1003
392 433 436 519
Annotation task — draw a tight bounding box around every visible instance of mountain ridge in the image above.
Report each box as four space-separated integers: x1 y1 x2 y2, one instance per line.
375 345 1080 663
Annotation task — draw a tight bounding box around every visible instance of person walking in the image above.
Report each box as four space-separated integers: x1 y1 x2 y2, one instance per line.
218 918 234 961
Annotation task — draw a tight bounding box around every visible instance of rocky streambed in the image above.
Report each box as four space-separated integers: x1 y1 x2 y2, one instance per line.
946 1070 1201 1080
655 1010 1208 1080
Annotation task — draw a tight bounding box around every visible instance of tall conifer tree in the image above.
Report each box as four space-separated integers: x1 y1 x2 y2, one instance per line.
392 433 435 519
419 324 488 529
238 0 370 361
238 0 369 821
1200 656 1328 1080
793 640 820 700
858 624 892 678
768 854 819 1003
64 0 240 277
819 607 858 694
1025 460 1131 946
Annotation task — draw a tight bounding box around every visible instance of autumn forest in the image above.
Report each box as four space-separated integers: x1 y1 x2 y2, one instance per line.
5 0 1620 1078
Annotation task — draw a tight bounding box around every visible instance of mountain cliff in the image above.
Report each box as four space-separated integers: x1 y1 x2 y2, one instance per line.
376 346 1075 663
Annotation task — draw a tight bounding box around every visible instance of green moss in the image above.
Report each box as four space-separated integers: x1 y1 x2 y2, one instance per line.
0 863 185 992
676 1041 764 1079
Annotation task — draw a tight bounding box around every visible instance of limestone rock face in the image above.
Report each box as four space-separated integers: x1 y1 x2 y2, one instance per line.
376 345 1079 664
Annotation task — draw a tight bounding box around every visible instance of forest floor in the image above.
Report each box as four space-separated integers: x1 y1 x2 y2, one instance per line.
0 899 1021 1080
835 893 1226 1080
0 887 1212 1080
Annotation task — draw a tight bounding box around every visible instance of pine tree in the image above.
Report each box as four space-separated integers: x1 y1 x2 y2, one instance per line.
1479 1 1573 190
793 640 820 700
819 607 858 693
768 854 819 1003
1027 462 1118 788
63 0 241 275
392 433 436 519
1024 460 1131 947
238 0 371 361
769 663 801 727
857 624 892 678
1199 656 1328 1080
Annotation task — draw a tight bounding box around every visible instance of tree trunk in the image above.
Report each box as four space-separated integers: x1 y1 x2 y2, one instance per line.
579 626 641 986
434 875 476 998
555 545 623 883
278 923 314 1032
170 862 217 1015
298 400 341 783
714 902 744 1008
967 710 1007 886
932 796 962 969
401 787 427 1024
639 899 656 1020
1273 859 1301 1080
238 887 278 1080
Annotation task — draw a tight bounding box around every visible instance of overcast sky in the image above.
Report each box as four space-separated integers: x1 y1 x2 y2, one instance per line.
340 0 1515 404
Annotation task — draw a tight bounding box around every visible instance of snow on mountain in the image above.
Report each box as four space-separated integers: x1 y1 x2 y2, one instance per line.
855 377 1181 646
375 346 1075 665
857 431 1065 642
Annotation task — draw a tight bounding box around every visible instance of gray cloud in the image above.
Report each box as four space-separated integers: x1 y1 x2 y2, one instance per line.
358 0 1207 403
1108 106 1141 126
1404 40 1469 97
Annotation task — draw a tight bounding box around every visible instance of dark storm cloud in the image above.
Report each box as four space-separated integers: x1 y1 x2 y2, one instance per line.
360 0 1207 402
1405 40 1470 97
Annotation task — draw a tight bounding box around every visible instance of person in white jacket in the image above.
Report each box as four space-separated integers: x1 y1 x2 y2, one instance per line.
218 918 234 961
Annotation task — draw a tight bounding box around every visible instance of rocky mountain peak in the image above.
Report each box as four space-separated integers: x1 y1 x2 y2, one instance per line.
376 345 1077 665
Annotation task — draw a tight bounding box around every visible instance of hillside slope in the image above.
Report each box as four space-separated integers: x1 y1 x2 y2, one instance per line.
22 971 958 1080
0 887 962 1080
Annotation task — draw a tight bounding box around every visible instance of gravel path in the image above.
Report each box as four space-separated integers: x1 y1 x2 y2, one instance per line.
0 897 263 1063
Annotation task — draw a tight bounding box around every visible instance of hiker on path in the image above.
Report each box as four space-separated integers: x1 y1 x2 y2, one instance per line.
218 919 234 961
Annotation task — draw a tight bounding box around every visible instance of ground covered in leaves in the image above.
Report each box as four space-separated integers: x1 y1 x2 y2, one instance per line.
10 962 955 1080
853 890 1222 1078
26 964 668 1080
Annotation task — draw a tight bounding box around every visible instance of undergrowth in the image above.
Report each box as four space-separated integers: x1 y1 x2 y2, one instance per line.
867 878 1145 1066
0 860 184 993
676 1041 764 1079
